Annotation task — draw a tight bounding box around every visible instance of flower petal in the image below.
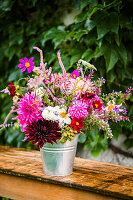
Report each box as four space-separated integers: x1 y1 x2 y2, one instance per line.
29 57 34 62
21 67 26 72
27 68 31 73
30 62 34 65
30 66 34 70
18 64 24 68
19 59 25 64
24 57 28 62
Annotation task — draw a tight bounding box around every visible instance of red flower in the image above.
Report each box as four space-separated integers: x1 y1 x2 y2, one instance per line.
70 117 84 133
81 92 96 100
25 119 61 148
9 82 16 97
92 100 103 110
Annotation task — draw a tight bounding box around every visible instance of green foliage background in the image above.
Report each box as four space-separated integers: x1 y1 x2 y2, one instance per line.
0 0 133 155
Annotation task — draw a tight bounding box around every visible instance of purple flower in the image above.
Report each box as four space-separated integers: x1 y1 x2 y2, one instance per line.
0 89 10 95
72 69 79 79
113 106 120 113
123 108 127 115
43 75 52 83
18 57 34 73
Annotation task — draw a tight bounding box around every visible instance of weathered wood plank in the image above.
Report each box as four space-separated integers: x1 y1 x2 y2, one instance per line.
0 145 133 199
0 173 115 200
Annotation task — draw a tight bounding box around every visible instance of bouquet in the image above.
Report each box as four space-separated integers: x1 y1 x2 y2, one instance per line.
0 47 132 149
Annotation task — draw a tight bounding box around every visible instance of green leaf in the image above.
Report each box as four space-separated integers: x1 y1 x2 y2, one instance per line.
106 48 118 72
73 30 88 41
70 54 81 66
124 138 133 150
78 133 87 143
0 0 15 11
116 43 127 66
91 144 102 157
81 48 93 62
94 12 119 40
101 43 118 72
87 20 95 31
90 125 99 140
69 47 84 66
109 12 119 34
74 11 88 23
42 27 66 46
8 69 23 82
80 0 98 9
94 46 103 58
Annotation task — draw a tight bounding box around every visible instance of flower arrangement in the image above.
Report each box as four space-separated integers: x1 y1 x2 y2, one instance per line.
0 47 132 149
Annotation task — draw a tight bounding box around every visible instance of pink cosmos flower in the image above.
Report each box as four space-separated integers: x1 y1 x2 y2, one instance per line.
17 93 43 131
18 57 34 73
68 100 88 118
72 69 79 79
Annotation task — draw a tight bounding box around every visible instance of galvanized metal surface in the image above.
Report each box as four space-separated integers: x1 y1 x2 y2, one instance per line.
40 134 79 176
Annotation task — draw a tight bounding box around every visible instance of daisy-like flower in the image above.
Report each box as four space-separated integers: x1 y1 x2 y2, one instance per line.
42 106 71 126
42 106 58 121
81 92 96 100
17 93 43 131
70 117 84 133
72 69 79 79
106 100 122 113
58 107 71 126
68 100 88 118
25 119 61 148
18 57 34 73
92 99 103 110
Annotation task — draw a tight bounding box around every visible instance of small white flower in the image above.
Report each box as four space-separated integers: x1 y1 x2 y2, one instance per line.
105 100 122 112
34 87 45 98
42 106 71 127
13 95 19 105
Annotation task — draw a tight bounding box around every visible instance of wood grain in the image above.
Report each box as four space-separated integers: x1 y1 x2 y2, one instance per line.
0 174 115 200
0 145 133 199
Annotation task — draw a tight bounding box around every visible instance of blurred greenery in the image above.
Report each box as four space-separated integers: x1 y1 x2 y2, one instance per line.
0 0 133 155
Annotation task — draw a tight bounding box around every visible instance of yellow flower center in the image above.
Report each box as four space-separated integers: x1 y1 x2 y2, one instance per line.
76 122 79 125
76 77 80 82
95 104 98 108
108 105 115 111
60 112 66 118
25 62 30 68
73 74 76 78
75 86 82 91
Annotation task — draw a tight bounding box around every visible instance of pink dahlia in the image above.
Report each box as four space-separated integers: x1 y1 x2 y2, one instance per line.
17 93 43 131
68 100 88 118
18 57 34 73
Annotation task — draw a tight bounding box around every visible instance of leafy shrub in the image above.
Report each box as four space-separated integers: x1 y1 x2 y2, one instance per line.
0 0 133 155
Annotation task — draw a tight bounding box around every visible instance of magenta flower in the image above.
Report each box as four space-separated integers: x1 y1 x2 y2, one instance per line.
72 69 79 79
68 100 88 118
43 75 52 83
18 57 34 73
17 93 43 131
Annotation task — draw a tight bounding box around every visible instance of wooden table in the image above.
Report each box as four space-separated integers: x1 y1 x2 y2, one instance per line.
0 146 132 200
